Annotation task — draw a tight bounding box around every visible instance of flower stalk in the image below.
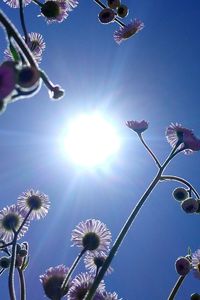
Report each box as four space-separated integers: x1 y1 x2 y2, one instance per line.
61 248 87 292
84 144 182 300
8 234 17 300
167 275 186 300
17 267 26 300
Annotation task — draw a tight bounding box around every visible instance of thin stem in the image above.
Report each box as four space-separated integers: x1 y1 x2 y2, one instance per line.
138 133 161 169
160 175 200 199
8 235 17 300
84 146 178 300
161 146 180 171
0 9 37 68
19 0 29 43
92 0 125 27
17 267 26 300
31 0 43 7
40 70 56 91
0 268 5 276
84 169 162 300
61 248 86 292
16 208 33 236
0 241 13 249
167 275 186 300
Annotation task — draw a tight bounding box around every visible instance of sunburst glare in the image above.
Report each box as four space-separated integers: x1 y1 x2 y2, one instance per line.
61 114 120 167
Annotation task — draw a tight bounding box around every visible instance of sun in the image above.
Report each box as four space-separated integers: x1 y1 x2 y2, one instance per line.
61 113 120 167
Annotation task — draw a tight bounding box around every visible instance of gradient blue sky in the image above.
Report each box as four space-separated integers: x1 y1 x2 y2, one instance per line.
1 0 200 299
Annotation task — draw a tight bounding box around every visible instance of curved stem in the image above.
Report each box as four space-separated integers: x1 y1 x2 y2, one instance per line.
17 267 26 300
167 275 186 300
92 0 125 27
61 248 86 292
19 0 29 43
8 235 17 300
0 9 37 68
138 133 161 169
160 175 200 199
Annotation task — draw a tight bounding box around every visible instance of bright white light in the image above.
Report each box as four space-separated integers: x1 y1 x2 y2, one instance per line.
62 114 120 167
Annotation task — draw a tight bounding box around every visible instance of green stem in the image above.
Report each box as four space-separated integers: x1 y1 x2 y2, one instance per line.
17 267 26 300
19 0 29 43
160 175 200 199
92 0 125 27
84 146 180 300
8 235 17 300
138 133 161 169
61 248 86 292
0 9 37 68
167 275 186 300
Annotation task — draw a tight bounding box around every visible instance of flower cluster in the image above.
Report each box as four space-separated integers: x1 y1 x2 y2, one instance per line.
172 187 200 214
4 32 46 64
96 0 144 44
40 219 122 299
0 189 50 244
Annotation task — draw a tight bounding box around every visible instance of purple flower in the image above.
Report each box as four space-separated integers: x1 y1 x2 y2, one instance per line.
84 251 113 275
17 189 50 220
0 61 16 102
71 219 112 252
126 120 148 134
192 250 200 279
0 205 29 243
3 0 31 8
40 0 70 23
114 19 144 44
4 33 45 64
67 272 105 300
175 257 191 276
166 123 200 154
40 265 70 299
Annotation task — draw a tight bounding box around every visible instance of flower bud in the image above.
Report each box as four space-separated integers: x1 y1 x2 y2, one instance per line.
117 4 129 18
175 256 191 276
191 293 200 300
98 8 115 24
181 198 198 214
17 66 40 91
15 255 23 267
19 249 28 257
0 256 10 269
107 0 120 9
49 85 64 100
172 187 188 201
195 199 200 214
17 243 22 253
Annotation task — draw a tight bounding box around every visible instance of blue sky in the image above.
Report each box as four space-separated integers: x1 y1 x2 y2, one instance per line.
1 0 200 299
